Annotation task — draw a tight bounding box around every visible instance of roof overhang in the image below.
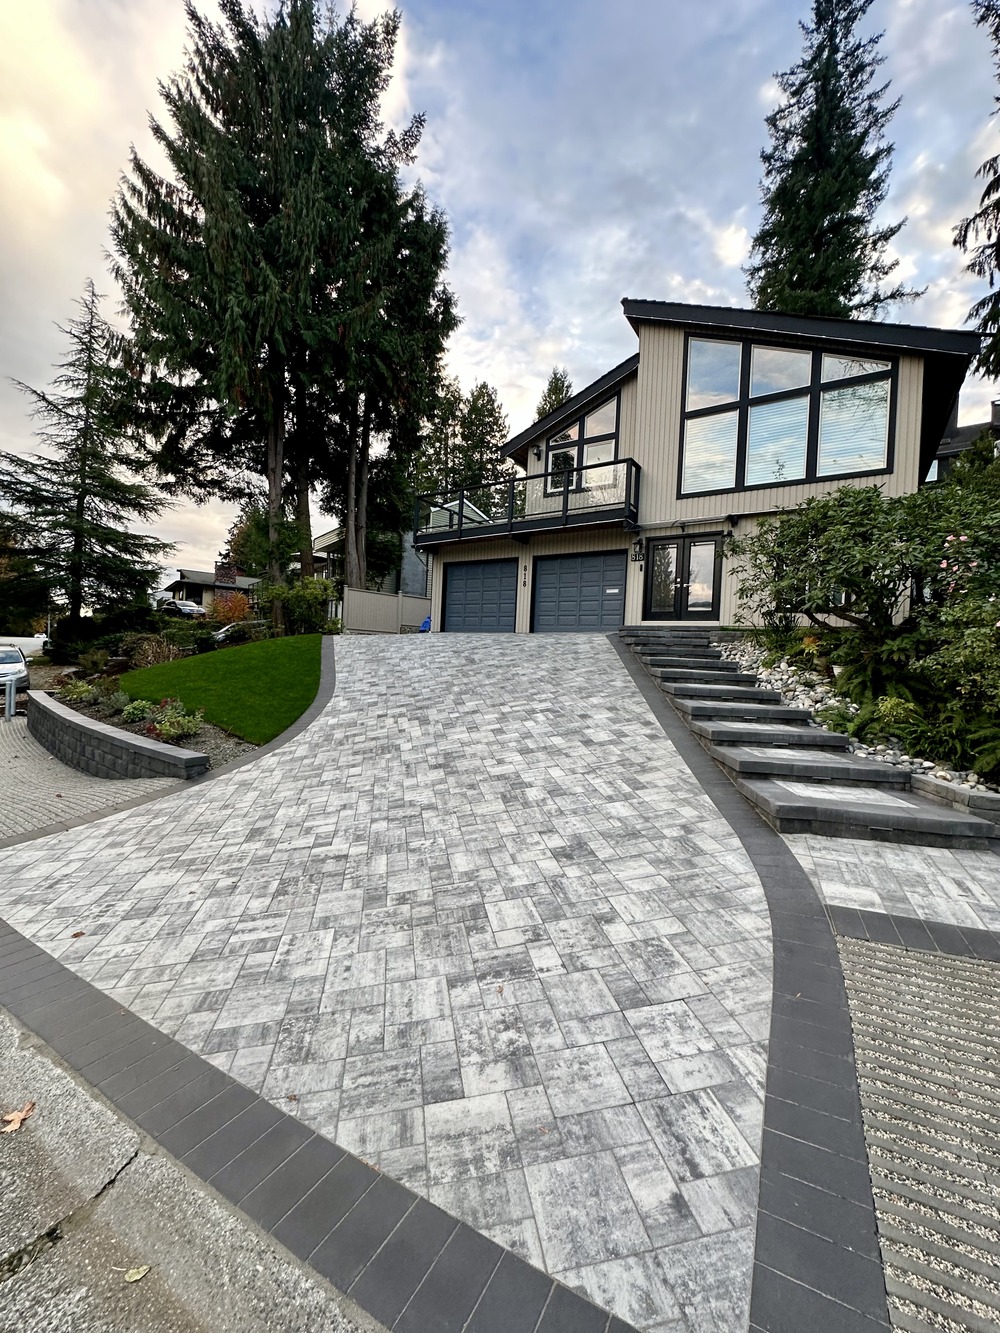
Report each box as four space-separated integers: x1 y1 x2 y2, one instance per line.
502 354 640 468
622 299 982 480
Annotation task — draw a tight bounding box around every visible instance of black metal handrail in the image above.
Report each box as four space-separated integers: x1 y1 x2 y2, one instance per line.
414 457 641 542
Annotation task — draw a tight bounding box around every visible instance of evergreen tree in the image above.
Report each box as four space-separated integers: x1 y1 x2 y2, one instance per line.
411 379 512 507
745 0 917 318
460 382 511 492
955 1 1000 377
535 367 573 420
110 1 455 616
0 282 172 629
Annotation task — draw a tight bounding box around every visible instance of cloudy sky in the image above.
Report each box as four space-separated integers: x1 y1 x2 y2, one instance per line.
1 0 997 578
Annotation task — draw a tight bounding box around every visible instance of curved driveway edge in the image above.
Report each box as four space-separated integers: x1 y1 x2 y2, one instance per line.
0 635 337 853
610 637 891 1332
0 634 773 1331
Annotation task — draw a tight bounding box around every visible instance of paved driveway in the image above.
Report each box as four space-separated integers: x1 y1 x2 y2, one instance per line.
0 636 772 1331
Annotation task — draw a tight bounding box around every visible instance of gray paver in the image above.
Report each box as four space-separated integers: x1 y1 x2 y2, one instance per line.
0 635 773 1331
0 716 178 839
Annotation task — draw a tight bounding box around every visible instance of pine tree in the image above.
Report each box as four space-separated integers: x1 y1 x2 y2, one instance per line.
745 0 917 318
955 1 1000 377
535 367 573 420
0 282 172 629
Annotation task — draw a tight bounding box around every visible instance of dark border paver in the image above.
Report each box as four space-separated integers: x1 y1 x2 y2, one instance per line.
610 635 892 1333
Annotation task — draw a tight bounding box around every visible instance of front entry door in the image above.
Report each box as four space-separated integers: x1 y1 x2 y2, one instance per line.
644 535 723 621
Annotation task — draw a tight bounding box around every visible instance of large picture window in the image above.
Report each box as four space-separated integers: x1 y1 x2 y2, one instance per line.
680 336 893 496
545 396 619 493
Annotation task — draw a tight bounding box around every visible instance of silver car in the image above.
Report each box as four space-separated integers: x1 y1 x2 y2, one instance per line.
0 647 29 694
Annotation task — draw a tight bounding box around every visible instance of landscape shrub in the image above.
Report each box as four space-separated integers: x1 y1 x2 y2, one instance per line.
121 698 154 722
144 697 203 742
56 680 98 704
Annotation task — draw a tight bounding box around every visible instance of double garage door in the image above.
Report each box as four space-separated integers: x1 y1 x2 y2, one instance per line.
442 552 626 633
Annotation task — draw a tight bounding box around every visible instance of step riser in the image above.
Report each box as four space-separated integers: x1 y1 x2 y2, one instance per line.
711 749 911 787
639 651 726 664
652 669 756 685
660 683 782 703
673 699 810 722
751 809 996 850
690 722 850 748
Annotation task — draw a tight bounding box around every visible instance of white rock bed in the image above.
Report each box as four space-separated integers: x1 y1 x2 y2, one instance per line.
720 638 998 795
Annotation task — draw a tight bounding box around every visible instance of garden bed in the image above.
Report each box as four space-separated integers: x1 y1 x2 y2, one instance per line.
53 693 256 770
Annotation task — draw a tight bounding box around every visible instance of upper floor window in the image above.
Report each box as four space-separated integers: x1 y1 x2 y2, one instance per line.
680 336 893 496
545 396 618 493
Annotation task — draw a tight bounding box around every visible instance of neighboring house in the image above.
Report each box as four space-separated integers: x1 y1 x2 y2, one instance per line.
311 527 429 598
928 399 999 481
413 300 980 633
159 564 261 613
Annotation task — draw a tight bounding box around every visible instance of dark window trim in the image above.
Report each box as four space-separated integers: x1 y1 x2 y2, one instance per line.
677 333 898 499
544 394 620 496
642 532 725 622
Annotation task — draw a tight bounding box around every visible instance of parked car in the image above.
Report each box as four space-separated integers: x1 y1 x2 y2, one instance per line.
0 647 30 694
159 600 207 618
212 620 268 643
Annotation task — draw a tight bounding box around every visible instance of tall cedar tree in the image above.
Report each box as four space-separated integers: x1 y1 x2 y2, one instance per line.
535 367 573 420
0 282 172 629
955 1 1000 377
111 1 455 616
745 0 917 317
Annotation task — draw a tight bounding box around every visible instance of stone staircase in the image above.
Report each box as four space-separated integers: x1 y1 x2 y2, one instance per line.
622 627 1000 850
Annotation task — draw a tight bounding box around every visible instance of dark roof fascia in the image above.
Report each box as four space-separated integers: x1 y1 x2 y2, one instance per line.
621 299 982 360
502 354 640 464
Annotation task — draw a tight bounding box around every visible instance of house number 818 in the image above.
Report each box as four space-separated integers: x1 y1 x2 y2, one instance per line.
522 563 527 588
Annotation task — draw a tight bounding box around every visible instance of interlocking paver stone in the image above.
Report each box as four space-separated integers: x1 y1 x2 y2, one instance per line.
0 716 177 840
0 635 773 1330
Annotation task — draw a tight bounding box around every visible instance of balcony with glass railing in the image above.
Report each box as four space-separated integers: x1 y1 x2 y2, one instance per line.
413 457 641 547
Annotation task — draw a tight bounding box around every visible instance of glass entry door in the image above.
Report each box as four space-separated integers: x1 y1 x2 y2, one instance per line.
644 534 723 621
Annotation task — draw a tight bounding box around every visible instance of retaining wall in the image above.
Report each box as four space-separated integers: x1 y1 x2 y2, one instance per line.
26 691 209 781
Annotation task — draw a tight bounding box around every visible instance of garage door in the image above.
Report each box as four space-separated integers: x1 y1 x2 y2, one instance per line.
442 559 517 632
532 551 627 632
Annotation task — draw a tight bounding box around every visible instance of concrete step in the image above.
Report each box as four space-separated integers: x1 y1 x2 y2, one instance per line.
712 744 911 787
735 776 1000 850
660 681 783 703
651 667 755 685
690 719 849 748
626 640 716 654
638 648 726 663
673 698 811 722
624 637 714 649
623 626 711 637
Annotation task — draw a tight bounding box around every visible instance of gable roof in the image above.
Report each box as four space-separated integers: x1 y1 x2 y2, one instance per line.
502 354 640 467
164 568 260 592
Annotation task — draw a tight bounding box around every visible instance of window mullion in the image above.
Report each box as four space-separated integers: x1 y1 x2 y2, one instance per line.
805 349 822 479
735 344 752 488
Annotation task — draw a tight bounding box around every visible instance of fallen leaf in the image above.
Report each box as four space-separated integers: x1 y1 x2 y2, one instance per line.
1 1101 35 1133
286 1093 298 1102
124 1265 150 1283
496 983 504 995
55 793 62 799
71 931 86 939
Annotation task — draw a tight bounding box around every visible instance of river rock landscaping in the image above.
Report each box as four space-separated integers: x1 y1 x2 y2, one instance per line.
721 638 999 794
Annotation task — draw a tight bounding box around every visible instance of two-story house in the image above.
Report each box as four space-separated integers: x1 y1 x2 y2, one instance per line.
413 300 980 634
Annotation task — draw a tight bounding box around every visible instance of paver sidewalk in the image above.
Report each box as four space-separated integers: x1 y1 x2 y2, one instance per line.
0 636 773 1331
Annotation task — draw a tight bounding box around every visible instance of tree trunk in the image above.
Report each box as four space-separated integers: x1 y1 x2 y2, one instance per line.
296 452 314 579
344 396 361 588
357 402 370 589
266 373 286 634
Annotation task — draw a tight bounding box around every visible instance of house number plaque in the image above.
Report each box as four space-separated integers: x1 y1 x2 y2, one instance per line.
629 538 644 568
522 563 528 588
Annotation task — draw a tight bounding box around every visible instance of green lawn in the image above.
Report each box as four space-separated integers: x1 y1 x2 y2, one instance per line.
120 634 322 744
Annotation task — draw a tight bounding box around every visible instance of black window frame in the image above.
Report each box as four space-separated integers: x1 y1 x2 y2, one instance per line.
544 394 620 496
678 334 898 499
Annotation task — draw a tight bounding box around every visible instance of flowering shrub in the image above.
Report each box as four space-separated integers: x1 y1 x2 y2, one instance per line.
143 697 203 742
